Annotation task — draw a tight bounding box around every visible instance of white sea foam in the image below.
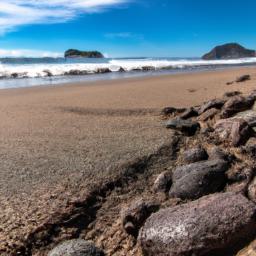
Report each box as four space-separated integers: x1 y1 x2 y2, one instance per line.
0 57 256 78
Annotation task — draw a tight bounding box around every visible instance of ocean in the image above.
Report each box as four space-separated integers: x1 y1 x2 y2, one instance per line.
0 57 256 89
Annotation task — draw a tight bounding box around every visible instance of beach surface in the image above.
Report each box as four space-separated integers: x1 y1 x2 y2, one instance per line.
1 67 256 255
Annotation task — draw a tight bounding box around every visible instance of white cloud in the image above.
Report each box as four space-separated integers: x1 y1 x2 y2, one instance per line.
0 49 62 57
0 0 128 34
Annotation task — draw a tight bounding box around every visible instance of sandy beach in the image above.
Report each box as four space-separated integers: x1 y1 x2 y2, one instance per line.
1 67 256 255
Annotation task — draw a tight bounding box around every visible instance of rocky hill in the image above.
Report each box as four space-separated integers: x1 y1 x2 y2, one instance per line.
202 43 256 60
64 49 104 58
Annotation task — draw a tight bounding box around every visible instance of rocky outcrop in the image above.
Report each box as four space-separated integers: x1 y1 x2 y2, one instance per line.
64 49 104 58
202 43 256 60
139 193 256 256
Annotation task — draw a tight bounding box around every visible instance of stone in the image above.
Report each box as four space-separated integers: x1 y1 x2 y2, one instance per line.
47 239 104 256
208 146 229 160
169 159 229 200
234 110 256 129
243 137 256 157
236 75 251 83
166 117 200 136
121 199 159 237
153 171 172 193
220 96 255 118
182 146 208 164
180 107 198 119
214 118 252 147
139 192 256 256
198 99 225 115
96 68 111 74
248 177 256 203
198 108 219 121
161 107 186 116
223 91 242 98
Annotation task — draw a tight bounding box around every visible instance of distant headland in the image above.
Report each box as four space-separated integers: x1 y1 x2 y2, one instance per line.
64 49 104 58
202 43 256 60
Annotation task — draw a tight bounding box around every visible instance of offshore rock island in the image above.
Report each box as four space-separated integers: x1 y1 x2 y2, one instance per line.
64 49 104 58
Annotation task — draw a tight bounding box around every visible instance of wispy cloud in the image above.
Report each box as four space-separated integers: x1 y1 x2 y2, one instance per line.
0 0 128 35
105 32 144 40
0 49 62 57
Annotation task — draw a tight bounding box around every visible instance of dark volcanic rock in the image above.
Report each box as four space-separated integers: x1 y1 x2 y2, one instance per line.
139 192 256 256
243 137 256 157
198 99 225 115
169 159 229 200
166 117 200 136
121 199 159 237
224 91 242 98
236 75 251 83
208 146 229 161
198 108 219 121
47 239 104 256
95 68 111 74
202 43 256 60
153 171 172 193
214 118 252 146
180 107 198 119
220 96 255 118
161 107 186 116
65 49 104 58
182 146 208 164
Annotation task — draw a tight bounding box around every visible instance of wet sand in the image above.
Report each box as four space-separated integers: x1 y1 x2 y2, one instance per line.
0 67 256 254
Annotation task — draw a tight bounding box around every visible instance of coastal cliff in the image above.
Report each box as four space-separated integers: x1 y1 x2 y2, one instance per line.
202 43 256 60
65 49 104 58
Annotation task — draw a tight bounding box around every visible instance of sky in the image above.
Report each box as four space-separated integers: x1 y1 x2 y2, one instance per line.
0 0 256 58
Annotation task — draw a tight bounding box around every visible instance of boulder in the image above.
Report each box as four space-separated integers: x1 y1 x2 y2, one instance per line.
121 199 159 237
180 107 198 119
47 239 104 256
182 146 208 164
208 146 233 162
169 159 229 200
166 117 200 136
202 43 256 60
161 107 186 116
220 96 255 118
243 137 256 157
198 108 219 121
234 110 256 130
139 192 256 256
198 99 225 115
223 91 242 98
153 171 172 193
95 68 111 74
214 118 252 146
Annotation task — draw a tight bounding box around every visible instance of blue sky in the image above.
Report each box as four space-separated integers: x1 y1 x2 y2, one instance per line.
0 0 256 57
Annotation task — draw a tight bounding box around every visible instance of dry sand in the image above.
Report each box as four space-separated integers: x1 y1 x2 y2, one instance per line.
0 67 256 254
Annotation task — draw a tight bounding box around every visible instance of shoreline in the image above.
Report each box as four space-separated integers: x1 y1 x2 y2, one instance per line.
1 64 256 91
1 66 256 255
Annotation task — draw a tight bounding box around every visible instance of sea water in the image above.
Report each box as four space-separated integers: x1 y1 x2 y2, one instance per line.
0 57 256 89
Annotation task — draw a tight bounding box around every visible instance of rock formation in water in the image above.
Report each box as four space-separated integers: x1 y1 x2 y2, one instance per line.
64 49 104 58
202 43 256 60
